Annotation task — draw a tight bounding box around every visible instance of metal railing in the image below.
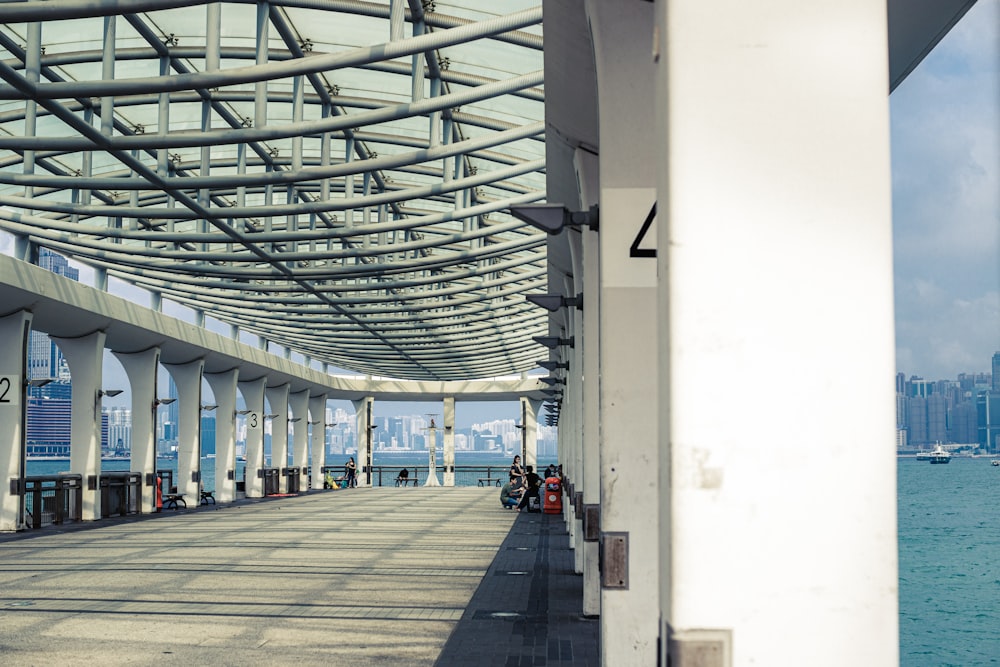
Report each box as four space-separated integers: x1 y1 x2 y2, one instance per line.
99 472 142 518
353 465 513 487
23 474 82 528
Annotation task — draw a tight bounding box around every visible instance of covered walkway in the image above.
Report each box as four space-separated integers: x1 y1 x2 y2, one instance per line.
0 487 594 666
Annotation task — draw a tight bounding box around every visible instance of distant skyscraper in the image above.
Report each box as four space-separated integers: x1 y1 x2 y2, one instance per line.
27 249 78 388
978 391 1000 453
992 352 1000 392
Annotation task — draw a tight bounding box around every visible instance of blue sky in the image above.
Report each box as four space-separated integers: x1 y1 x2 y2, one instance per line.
889 0 1000 380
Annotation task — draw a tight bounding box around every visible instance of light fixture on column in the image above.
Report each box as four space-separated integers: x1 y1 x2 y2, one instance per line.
541 388 563 397
263 413 279 420
98 389 123 398
289 417 301 423
537 360 569 372
526 293 583 312
533 335 575 349
201 404 218 411
510 204 599 235
26 377 55 388
155 397 176 406
539 377 564 387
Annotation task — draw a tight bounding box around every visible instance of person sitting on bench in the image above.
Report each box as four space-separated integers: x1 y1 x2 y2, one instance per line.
395 468 410 486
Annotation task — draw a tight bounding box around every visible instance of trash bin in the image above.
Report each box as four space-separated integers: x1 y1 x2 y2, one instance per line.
543 477 562 514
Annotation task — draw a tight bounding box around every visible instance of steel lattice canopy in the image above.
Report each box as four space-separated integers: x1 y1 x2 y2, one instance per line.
0 0 547 382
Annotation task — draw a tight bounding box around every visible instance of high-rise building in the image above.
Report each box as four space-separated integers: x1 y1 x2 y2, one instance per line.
992 352 1000 392
908 397 928 445
977 391 1000 454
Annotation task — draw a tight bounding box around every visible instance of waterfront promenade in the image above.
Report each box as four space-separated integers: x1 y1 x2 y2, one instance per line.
0 488 596 666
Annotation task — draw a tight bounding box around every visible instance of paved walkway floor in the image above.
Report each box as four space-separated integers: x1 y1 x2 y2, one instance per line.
0 488 597 666
436 509 599 667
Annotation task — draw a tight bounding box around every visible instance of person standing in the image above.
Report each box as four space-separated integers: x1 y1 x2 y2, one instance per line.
510 454 525 485
345 457 357 488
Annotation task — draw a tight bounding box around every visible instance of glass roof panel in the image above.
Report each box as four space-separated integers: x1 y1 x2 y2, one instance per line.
0 0 547 382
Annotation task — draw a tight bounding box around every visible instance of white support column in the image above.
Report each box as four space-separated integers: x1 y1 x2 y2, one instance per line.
352 397 374 487
569 141 603 614
114 348 161 514
265 384 290 493
238 377 266 498
289 389 309 489
309 394 328 491
54 331 106 521
163 359 205 500
566 232 588 578
586 0 661 658
205 369 239 503
0 311 32 532
655 1 898 665
520 397 543 472
443 396 456 486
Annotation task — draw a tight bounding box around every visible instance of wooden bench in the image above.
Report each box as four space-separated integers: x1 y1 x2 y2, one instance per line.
478 477 502 487
200 491 215 505
395 476 418 487
162 493 186 510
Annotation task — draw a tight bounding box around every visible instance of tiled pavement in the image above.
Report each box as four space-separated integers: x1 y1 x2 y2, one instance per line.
0 488 598 666
436 510 599 667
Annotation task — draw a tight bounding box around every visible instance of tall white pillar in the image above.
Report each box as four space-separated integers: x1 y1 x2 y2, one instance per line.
265 384 290 493
520 397 543 472
163 359 205 500
238 377 266 498
0 311 32 532
54 331 106 521
586 0 662 658
443 396 456 486
655 1 898 664
289 389 309 489
114 347 161 513
565 198 594 586
308 394 328 490
352 396 374 487
205 368 239 503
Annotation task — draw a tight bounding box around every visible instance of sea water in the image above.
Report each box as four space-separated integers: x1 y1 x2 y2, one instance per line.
24 451 555 491
898 457 1000 665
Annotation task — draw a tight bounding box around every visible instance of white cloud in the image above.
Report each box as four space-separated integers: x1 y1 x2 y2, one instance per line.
890 0 1000 380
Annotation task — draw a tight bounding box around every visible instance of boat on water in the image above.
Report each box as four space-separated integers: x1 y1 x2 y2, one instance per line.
928 443 951 464
991 459 999 467
915 452 931 461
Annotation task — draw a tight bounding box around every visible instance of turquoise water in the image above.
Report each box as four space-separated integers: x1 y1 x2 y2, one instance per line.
898 458 1000 665
25 451 555 490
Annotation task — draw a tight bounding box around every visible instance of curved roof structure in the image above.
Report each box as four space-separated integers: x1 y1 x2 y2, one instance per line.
0 0 547 382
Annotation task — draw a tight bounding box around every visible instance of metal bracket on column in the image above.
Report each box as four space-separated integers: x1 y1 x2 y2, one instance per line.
191 471 200 483
583 504 600 541
9 478 21 495
574 491 583 515
600 531 629 589
668 628 732 667
87 475 97 491
145 473 155 486
257 469 265 478
227 469 235 480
